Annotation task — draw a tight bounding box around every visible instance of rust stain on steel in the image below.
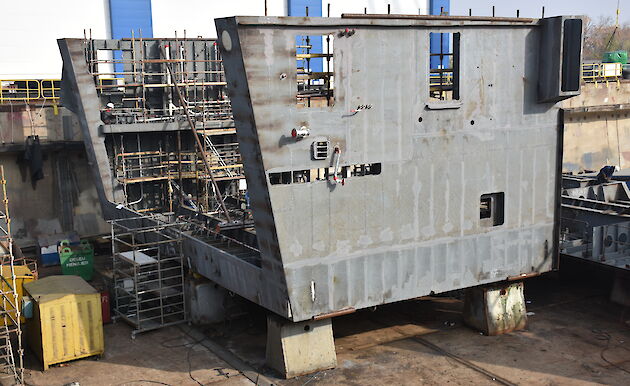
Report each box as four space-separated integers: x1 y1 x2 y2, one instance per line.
59 13 583 323
217 15 580 321
507 272 541 281
314 307 356 320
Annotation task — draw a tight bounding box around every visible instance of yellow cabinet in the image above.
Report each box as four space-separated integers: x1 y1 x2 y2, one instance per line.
0 265 35 325
24 275 104 370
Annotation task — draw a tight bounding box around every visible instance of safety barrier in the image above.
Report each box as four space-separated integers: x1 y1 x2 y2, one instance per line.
427 63 624 88
0 79 60 103
40 79 61 99
0 63 624 104
581 62 623 86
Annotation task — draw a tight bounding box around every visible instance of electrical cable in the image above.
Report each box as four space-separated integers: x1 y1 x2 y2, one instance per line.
177 323 273 386
159 334 200 349
34 100 47 120
187 342 204 386
592 329 630 375
158 326 209 385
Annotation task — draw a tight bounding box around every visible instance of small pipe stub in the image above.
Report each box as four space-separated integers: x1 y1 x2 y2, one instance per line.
507 272 540 281
313 307 356 320
338 28 356 37
291 126 310 139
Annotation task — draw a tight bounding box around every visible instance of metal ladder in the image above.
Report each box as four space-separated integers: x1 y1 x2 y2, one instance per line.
202 134 235 178
0 165 24 385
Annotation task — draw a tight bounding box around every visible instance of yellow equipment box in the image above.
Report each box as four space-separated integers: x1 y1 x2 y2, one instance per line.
1 265 35 325
24 275 104 370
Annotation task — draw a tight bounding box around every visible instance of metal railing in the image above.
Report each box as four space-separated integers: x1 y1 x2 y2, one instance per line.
424 63 625 90
581 62 624 85
1 61 621 105
40 79 60 99
0 79 60 103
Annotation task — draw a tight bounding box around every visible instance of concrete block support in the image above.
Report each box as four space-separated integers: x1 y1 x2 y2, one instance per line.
187 276 246 324
266 315 337 378
463 281 527 335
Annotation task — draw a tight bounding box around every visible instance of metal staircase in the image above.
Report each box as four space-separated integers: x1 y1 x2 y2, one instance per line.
202 133 236 178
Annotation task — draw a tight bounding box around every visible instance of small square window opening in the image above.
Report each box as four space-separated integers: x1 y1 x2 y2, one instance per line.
480 192 504 227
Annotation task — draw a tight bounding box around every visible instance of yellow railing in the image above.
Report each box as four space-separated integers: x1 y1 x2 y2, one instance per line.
0 63 622 104
0 79 60 103
429 72 453 87
40 79 60 99
581 62 623 85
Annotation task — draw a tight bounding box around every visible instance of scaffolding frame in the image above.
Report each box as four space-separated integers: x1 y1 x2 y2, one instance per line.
111 215 188 338
0 166 23 385
86 36 247 221
84 36 232 126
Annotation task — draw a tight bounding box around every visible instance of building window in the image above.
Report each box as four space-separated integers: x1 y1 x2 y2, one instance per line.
429 32 460 101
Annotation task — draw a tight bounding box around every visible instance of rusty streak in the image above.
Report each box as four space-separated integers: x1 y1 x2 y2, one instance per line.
507 272 540 281
313 307 356 320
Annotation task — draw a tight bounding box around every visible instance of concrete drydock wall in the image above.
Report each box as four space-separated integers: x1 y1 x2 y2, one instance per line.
0 107 109 246
0 107 81 143
562 82 630 173
0 152 109 246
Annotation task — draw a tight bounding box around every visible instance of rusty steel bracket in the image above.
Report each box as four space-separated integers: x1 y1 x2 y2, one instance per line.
313 307 356 320
507 272 541 281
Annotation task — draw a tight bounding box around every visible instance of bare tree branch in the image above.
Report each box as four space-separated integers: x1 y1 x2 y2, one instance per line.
582 16 630 60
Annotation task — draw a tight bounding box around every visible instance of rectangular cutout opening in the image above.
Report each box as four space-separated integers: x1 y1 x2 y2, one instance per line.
296 34 334 108
269 163 381 185
480 192 504 226
292 170 310 183
561 19 583 92
429 32 460 101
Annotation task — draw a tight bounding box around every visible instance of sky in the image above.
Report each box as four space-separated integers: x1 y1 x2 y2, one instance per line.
450 0 629 24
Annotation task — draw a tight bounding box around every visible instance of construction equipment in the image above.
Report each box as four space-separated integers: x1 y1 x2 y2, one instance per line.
111 215 187 338
24 275 104 370
59 12 584 377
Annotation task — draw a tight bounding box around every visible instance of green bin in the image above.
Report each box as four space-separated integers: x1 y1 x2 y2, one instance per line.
59 240 94 281
602 50 628 64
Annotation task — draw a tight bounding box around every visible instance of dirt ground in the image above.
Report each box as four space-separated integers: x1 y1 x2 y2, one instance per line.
17 258 630 386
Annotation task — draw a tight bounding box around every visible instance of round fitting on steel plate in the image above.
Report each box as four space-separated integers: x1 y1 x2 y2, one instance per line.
221 30 232 51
